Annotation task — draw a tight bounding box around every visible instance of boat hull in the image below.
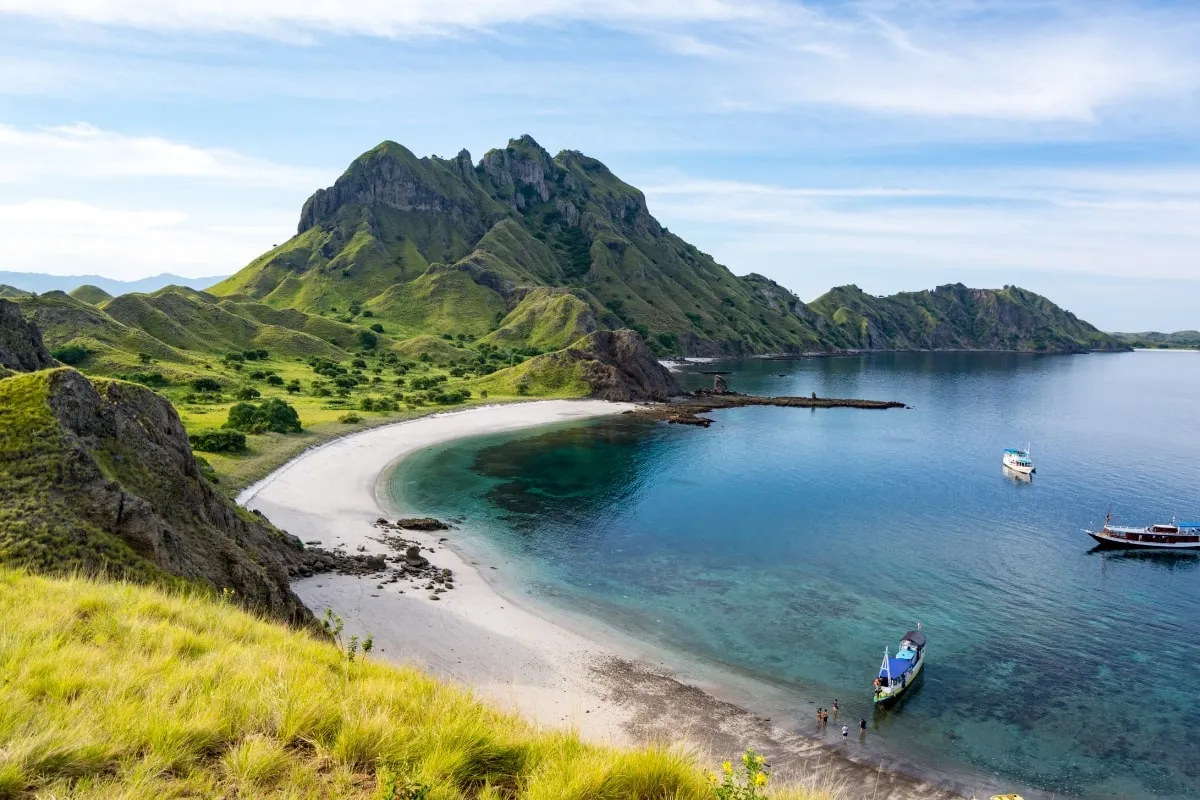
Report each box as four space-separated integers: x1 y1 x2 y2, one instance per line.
873 655 924 705
1087 530 1200 551
1002 457 1034 474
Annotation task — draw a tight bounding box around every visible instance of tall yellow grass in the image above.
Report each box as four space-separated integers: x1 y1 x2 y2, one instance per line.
0 570 829 799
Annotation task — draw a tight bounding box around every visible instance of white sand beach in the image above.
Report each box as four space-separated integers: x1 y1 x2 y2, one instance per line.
239 400 1000 800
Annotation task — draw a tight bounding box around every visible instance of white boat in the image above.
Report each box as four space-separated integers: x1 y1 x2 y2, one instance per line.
1002 446 1035 475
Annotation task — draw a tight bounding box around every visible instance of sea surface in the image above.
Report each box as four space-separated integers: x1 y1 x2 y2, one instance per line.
389 351 1200 799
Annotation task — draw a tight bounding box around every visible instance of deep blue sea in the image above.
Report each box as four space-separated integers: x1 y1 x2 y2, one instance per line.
390 351 1200 799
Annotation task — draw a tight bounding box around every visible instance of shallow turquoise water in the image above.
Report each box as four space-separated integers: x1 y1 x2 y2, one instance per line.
391 351 1200 799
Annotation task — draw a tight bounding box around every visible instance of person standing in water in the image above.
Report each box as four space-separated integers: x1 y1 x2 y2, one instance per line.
859 718 867 738
833 698 839 716
841 725 849 742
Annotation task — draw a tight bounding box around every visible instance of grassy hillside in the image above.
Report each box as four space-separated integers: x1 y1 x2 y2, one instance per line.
809 284 1125 353
69 284 113 304
1112 330 1200 349
0 570 821 800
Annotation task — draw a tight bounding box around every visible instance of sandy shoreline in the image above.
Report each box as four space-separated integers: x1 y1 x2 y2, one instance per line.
239 400 1024 800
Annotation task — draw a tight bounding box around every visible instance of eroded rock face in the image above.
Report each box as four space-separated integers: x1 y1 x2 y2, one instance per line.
43 370 314 623
551 329 680 402
0 299 55 373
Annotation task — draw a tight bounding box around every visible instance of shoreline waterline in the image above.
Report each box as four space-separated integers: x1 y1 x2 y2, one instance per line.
239 399 1028 800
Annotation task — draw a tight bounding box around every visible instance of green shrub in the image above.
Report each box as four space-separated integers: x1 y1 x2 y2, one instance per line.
225 398 301 434
191 377 222 393
285 379 301 394
357 330 378 350
116 372 169 388
51 344 89 365
339 412 363 424
265 374 284 386
234 386 261 401
370 323 384 333
189 430 247 453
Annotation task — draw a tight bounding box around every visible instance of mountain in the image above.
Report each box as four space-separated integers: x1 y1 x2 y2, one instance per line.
1112 330 1200 349
0 271 229 297
808 284 1127 353
211 137 828 355
212 136 1126 356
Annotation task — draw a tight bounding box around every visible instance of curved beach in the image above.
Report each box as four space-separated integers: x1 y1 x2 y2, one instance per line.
238 400 989 800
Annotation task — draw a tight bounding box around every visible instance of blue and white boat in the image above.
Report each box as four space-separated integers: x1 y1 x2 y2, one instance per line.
873 624 926 705
1002 446 1035 475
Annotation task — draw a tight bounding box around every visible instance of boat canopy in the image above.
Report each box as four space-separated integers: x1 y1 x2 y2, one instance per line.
902 630 926 648
881 656 915 678
1178 521 1200 529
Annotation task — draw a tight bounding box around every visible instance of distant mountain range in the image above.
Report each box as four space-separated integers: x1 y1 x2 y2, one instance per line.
0 272 228 298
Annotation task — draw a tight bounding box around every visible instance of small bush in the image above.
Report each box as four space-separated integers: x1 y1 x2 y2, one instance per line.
285 379 302 394
266 374 284 386
234 386 261 401
51 344 89 365
189 430 247 453
225 398 302 434
339 413 363 424
357 330 378 350
370 323 384 333
191 377 222 393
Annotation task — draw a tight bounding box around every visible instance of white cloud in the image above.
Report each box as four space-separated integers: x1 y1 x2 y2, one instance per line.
0 198 291 278
4 2 1198 123
641 167 1200 285
0 123 325 186
0 0 764 38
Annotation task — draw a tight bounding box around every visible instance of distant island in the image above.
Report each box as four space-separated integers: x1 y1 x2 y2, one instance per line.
1112 330 1200 349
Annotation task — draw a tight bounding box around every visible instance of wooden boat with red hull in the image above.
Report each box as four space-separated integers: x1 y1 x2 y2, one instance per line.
1086 510 1200 551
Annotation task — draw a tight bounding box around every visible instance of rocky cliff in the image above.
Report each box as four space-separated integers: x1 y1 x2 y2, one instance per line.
0 365 314 623
0 298 55 374
478 328 680 401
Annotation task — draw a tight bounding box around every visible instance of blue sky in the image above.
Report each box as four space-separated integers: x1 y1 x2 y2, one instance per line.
1 0 1198 331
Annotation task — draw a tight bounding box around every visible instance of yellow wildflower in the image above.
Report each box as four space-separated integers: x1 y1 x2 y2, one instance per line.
753 772 768 787
755 754 766 765
721 760 733 776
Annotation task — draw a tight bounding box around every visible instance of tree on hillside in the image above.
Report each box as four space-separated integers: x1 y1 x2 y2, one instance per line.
224 398 302 434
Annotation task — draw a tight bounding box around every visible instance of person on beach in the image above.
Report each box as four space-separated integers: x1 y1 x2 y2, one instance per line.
841 725 849 742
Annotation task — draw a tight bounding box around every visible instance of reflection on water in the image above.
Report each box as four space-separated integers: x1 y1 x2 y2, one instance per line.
397 352 1200 800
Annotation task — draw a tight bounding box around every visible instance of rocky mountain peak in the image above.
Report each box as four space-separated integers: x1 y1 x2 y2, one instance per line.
481 135 556 211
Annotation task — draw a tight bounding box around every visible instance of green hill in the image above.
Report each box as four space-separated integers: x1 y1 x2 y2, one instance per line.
68 284 113 304
809 284 1125 353
211 135 1127 356
1112 330 1200 349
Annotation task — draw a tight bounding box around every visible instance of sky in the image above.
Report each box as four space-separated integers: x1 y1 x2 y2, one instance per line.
1 1 1198 331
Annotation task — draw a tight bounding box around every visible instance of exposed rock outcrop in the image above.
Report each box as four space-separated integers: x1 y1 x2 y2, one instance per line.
566 329 680 401
0 367 314 623
0 299 55 373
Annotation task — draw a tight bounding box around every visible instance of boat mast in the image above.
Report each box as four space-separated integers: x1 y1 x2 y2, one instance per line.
883 647 891 687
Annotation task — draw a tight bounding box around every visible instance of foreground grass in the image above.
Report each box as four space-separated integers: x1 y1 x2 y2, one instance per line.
0 571 828 800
